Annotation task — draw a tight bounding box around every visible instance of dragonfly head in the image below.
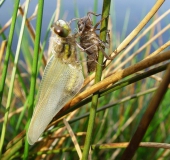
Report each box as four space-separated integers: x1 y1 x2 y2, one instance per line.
51 20 71 38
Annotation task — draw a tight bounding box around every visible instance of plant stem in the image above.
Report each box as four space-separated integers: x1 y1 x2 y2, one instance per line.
82 0 111 159
69 50 170 107
23 0 44 159
0 30 28 96
0 0 20 107
0 0 29 158
114 0 165 54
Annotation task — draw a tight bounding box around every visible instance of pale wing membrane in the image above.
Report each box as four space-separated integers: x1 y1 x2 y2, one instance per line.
35 55 55 105
27 56 84 145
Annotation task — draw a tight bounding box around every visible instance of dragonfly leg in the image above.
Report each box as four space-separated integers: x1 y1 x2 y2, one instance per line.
76 42 97 52
69 18 80 25
99 46 114 60
92 36 109 49
87 11 102 17
93 15 109 30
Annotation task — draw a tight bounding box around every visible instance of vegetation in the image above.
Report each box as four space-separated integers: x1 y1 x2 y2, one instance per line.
0 0 170 159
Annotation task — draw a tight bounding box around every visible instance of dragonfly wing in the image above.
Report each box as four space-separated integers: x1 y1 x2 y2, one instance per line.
27 56 84 145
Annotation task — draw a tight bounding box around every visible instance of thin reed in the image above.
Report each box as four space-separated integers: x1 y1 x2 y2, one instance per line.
0 0 170 159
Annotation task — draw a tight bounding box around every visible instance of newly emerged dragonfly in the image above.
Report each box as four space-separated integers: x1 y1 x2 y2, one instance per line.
27 20 84 145
74 12 112 73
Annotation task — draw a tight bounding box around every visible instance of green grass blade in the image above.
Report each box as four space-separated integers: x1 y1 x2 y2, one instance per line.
73 0 79 18
93 0 98 24
0 0 21 157
24 0 44 158
0 0 5 6
0 0 30 157
0 0 20 107
82 0 111 159
0 26 28 97
121 9 130 41
15 98 29 134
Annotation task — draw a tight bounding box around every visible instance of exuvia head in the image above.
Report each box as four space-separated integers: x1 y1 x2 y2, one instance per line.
77 16 93 32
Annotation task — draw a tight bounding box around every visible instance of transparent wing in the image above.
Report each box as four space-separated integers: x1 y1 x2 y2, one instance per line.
27 55 84 145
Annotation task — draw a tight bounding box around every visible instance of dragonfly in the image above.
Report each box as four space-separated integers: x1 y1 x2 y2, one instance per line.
27 20 84 145
74 12 112 73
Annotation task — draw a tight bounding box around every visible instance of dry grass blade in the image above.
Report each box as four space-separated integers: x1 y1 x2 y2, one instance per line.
144 40 170 60
6 130 25 150
11 142 170 158
91 142 170 149
54 0 61 22
113 24 170 72
0 107 23 123
49 132 86 139
63 119 82 159
62 50 170 111
18 6 47 66
0 2 26 34
0 40 7 64
158 150 170 160
108 9 170 69
47 0 61 59
28 4 38 21
112 0 165 55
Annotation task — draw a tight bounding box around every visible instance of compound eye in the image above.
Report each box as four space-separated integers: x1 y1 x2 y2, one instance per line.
52 20 70 37
53 25 66 37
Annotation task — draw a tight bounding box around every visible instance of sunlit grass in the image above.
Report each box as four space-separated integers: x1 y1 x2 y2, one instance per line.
0 0 170 159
